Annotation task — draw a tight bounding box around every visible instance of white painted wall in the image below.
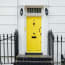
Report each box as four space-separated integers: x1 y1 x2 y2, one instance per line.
0 0 17 34
49 0 65 6
18 0 48 6
18 6 26 55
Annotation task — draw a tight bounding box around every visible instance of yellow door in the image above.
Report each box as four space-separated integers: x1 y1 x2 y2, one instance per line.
27 16 41 53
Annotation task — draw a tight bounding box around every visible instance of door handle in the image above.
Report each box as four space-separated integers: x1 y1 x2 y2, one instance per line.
39 27 41 32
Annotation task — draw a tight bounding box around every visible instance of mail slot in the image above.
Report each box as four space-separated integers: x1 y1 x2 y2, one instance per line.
32 36 37 38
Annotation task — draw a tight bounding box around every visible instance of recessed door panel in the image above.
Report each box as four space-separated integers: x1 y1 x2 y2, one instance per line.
27 16 41 53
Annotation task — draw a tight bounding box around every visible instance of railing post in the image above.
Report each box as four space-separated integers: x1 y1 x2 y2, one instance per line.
57 35 58 65
7 34 9 63
3 34 5 64
61 35 65 64
11 34 12 64
14 30 19 60
61 35 62 56
52 32 54 65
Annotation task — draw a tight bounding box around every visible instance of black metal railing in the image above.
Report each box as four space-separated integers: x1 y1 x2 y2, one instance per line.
0 30 18 64
14 30 19 60
48 30 54 59
55 35 65 65
48 30 65 65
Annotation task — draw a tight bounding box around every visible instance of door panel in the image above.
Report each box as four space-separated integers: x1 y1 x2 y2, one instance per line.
27 16 41 53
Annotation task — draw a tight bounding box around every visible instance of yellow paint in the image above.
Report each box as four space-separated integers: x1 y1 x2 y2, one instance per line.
26 16 41 53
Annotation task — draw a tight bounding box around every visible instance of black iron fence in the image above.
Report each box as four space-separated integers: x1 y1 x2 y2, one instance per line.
0 30 18 64
55 35 65 65
48 30 65 65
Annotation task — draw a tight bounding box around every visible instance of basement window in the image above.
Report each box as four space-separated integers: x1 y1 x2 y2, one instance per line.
27 8 41 13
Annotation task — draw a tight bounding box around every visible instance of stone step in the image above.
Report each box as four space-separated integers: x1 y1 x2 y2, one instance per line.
14 55 53 65
16 55 52 61
14 61 52 65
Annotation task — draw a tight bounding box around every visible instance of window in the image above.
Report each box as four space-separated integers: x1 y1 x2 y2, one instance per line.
27 8 41 13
